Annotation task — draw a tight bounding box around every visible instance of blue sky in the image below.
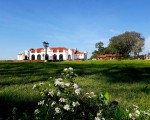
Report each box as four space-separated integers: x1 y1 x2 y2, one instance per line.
0 0 150 59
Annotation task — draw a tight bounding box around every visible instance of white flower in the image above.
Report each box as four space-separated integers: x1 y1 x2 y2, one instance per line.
55 80 64 87
95 117 100 120
59 98 66 103
75 88 81 95
51 101 56 107
54 79 60 86
55 107 61 113
126 108 129 112
143 111 150 116
38 100 45 106
64 68 68 71
58 78 63 81
92 95 96 97
101 118 105 120
69 67 73 71
72 101 80 107
57 91 61 96
73 83 78 89
129 113 132 118
75 101 80 106
12 107 17 114
39 82 44 85
34 109 40 114
64 104 70 111
97 113 101 117
32 84 37 89
72 102 76 107
133 104 139 110
90 92 94 95
65 83 70 87
35 117 39 120
135 110 140 117
60 81 65 87
48 90 54 97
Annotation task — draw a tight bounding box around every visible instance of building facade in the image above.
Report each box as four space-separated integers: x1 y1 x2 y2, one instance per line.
17 47 87 61
145 53 150 60
97 54 123 60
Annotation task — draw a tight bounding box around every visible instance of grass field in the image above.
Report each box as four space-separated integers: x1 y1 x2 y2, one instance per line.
0 60 150 118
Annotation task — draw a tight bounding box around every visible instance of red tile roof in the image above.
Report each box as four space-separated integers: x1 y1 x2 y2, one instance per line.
30 49 36 53
98 54 123 58
30 48 44 53
75 51 84 54
37 48 44 53
29 47 84 54
50 47 68 52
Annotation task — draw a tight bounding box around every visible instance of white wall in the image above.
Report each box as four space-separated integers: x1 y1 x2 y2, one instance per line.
17 48 87 60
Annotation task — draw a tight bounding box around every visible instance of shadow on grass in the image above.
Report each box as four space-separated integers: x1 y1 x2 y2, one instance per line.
99 66 150 83
0 95 38 119
0 62 150 118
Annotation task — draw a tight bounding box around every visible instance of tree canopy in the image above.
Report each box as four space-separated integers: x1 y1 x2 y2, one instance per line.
108 31 145 56
90 31 145 59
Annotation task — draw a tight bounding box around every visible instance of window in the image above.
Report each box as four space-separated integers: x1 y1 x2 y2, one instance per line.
31 55 35 60
59 54 63 61
68 55 71 60
37 54 41 60
53 54 57 61
45 54 49 60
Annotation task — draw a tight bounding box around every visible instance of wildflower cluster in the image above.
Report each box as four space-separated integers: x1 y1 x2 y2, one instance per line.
126 104 150 120
33 67 109 120
32 67 150 120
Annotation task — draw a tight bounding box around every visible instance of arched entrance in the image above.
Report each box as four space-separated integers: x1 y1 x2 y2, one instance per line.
68 55 71 60
53 54 57 61
59 54 63 61
31 55 35 60
37 54 41 60
25 55 28 60
45 54 49 60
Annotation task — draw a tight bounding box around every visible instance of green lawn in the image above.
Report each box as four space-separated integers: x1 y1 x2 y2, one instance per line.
0 60 150 118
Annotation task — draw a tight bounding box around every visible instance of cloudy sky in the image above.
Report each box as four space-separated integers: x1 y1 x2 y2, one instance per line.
0 0 150 59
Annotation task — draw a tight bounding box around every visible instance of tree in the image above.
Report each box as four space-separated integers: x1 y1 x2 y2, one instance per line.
90 50 99 59
43 41 49 60
90 42 105 59
95 42 104 51
108 31 145 56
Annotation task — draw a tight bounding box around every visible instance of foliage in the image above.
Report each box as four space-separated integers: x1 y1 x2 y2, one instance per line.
91 31 145 59
0 61 150 119
91 41 107 59
108 31 145 56
33 67 110 120
95 42 105 53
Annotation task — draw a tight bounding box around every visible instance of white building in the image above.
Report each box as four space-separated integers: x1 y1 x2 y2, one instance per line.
17 47 87 61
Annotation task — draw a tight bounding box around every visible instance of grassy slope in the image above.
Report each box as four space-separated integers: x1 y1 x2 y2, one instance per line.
0 60 150 118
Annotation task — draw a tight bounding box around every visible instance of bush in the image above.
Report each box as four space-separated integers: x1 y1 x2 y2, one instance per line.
7 67 150 120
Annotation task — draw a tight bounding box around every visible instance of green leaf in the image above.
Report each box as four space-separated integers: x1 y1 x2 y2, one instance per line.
104 92 109 105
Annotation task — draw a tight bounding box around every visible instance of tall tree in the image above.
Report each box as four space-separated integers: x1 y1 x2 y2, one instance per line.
43 41 49 60
108 31 145 56
90 41 105 59
95 41 105 54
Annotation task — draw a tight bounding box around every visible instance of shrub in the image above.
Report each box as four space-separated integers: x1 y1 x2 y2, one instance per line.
7 67 150 120
33 67 110 120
